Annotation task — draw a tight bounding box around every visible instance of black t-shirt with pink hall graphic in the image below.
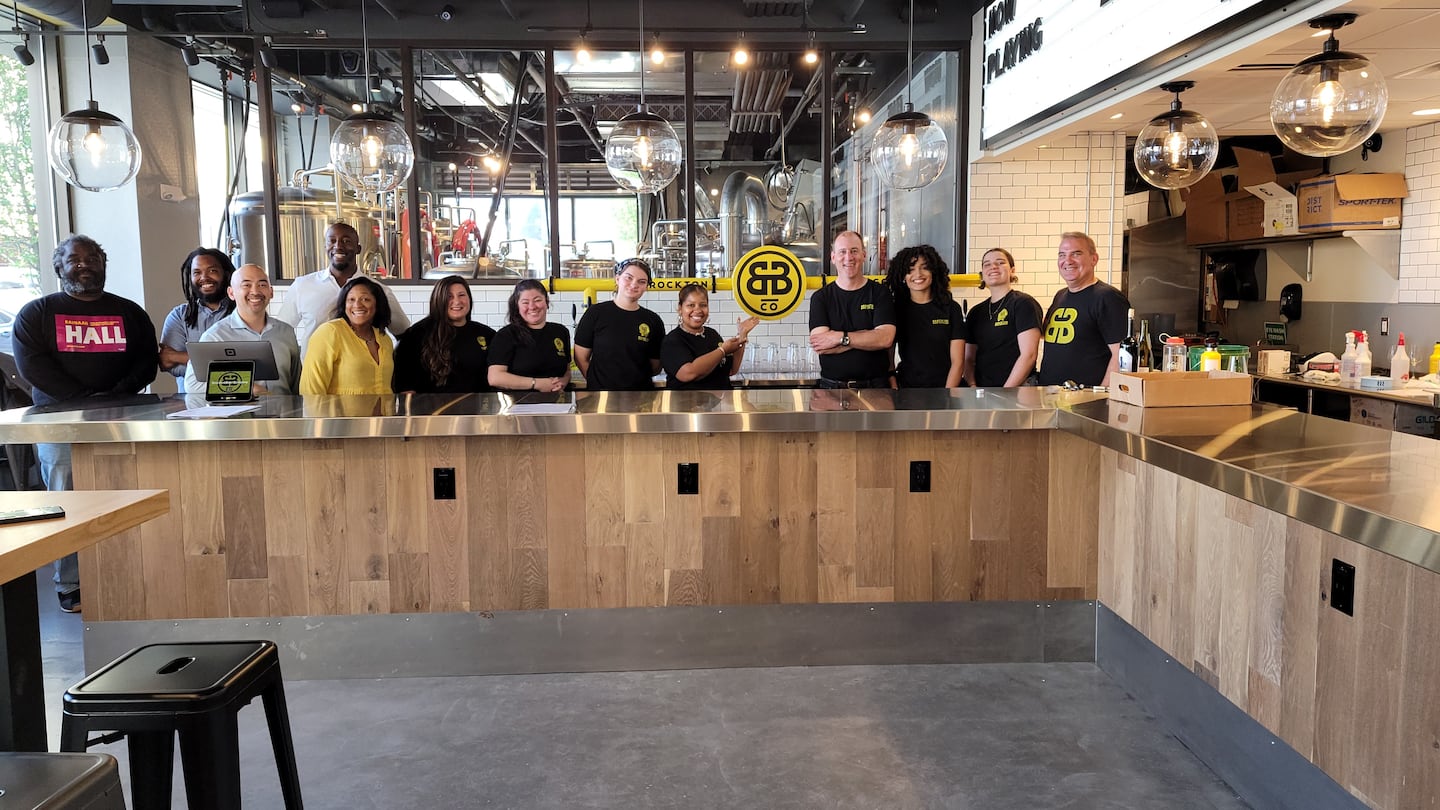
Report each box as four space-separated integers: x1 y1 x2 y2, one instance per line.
574 300 666 390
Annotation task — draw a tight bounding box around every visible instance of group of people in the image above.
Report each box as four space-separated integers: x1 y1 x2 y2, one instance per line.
9 225 1126 613
813 228 1127 391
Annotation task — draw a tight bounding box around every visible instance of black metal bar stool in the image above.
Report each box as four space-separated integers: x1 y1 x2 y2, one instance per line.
60 640 303 810
0 751 126 808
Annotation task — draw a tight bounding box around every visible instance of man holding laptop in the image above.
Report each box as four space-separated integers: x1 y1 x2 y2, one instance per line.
184 263 301 396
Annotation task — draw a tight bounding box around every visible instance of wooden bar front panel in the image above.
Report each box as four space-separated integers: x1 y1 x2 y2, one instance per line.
73 430 1099 620
1097 447 1440 809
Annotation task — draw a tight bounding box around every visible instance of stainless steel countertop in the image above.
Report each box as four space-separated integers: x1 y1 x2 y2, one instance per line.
5 390 1439 576
1064 399 1440 573
1255 373 1440 408
0 388 1102 443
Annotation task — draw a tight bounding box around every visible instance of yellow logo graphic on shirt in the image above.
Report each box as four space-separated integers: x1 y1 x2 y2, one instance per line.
994 307 1009 327
733 245 804 320
931 318 949 326
1045 308 1078 344
554 337 566 355
638 323 651 341
860 303 875 310
477 336 488 349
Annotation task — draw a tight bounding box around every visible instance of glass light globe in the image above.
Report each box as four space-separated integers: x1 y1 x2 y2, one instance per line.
47 101 142 192
870 107 948 190
605 110 682 193
1134 108 1219 189
1271 50 1387 157
330 111 415 194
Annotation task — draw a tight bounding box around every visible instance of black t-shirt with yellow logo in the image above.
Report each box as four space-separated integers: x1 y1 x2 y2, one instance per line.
808 279 896 382
392 317 497 393
489 322 571 384
964 290 1043 387
896 298 967 388
575 300 667 390
1037 281 1130 386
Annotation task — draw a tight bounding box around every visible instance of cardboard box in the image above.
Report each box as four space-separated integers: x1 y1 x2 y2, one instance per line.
1349 397 1437 437
1107 400 1254 435
1223 148 1280 241
1185 148 1320 244
1297 173 1407 232
1243 182 1299 236
1108 370 1253 408
1184 173 1227 245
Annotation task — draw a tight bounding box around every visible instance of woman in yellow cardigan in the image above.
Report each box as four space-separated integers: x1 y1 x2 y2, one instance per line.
300 276 397 395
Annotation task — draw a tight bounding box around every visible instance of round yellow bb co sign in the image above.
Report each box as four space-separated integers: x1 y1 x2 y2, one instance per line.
732 245 805 320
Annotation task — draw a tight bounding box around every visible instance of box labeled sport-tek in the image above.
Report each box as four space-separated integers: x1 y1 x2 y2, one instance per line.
1107 370 1253 408
1297 173 1407 232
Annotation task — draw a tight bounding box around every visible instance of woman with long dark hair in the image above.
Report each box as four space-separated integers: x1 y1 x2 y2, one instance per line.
393 275 495 393
883 244 966 388
159 247 236 380
487 279 571 392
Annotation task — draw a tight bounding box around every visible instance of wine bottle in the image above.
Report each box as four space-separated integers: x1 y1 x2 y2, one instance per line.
1135 316 1153 373
1118 308 1138 373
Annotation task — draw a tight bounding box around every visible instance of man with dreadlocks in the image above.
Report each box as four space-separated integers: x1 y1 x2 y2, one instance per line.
159 247 237 382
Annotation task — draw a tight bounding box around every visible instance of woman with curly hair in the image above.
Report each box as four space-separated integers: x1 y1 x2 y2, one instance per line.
883 244 966 388
393 275 496 393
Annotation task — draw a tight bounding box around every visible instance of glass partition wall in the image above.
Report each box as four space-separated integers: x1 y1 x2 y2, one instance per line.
229 41 962 284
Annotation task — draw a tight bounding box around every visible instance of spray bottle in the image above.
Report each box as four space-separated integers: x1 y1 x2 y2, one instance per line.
1339 331 1359 387
1391 333 1411 383
1356 330 1373 379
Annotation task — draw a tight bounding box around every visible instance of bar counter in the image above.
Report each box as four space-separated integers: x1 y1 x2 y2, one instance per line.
0 387 1078 442
5 390 1440 805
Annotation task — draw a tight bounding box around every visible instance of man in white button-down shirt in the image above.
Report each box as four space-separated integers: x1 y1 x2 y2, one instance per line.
279 222 410 357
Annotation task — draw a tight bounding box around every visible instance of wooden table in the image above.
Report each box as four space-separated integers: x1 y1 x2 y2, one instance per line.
0 489 168 751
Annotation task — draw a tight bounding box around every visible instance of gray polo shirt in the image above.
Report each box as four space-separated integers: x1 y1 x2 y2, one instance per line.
182 312 302 395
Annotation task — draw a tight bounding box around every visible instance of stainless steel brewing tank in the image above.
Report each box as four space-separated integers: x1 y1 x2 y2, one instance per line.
229 187 384 280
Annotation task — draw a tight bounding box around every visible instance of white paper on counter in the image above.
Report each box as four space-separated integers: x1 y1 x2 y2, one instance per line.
166 405 261 419
504 403 576 415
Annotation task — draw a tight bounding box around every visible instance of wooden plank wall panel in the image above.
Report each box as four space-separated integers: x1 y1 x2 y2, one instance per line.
1098 450 1440 810
129 444 186 620
77 429 1099 622
737 434 781 604
775 434 818 603
424 438 468 612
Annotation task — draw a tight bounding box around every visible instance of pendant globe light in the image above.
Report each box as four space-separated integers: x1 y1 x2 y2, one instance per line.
1270 13 1387 158
1133 81 1219 190
330 0 414 194
870 0 947 190
604 0 682 194
46 0 141 192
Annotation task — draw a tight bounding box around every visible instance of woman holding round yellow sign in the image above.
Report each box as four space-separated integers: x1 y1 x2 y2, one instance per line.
662 284 759 390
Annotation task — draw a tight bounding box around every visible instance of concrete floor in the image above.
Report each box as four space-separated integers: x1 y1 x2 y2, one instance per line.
36 571 1250 810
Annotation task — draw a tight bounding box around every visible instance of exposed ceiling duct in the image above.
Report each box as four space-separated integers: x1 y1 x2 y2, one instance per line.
18 0 111 27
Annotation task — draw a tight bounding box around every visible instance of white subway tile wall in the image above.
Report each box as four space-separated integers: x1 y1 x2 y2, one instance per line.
1403 123 1440 304
964 132 1129 369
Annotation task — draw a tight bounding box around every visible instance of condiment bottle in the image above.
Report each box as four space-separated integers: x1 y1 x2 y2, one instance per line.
1429 341 1440 376
1200 341 1221 372
1391 333 1410 383
1339 331 1359 387
1162 336 1187 372
1356 331 1373 379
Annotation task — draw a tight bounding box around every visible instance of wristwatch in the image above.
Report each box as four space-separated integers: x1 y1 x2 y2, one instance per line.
840 332 850 347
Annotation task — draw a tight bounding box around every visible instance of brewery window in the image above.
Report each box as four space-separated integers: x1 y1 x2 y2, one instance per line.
192 81 263 249
0 42 42 320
